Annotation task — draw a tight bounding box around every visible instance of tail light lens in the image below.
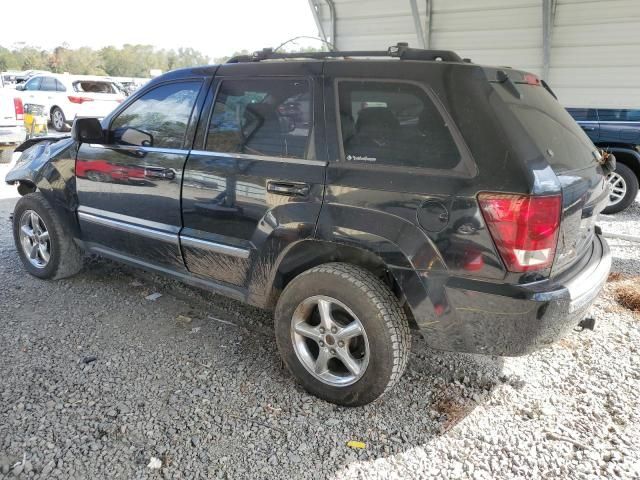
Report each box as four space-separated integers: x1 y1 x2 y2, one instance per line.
478 193 562 272
13 98 24 121
68 96 94 104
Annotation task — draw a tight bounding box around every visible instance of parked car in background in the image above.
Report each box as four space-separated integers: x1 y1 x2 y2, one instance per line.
0 75 26 163
16 74 125 132
568 107 640 214
6 46 612 406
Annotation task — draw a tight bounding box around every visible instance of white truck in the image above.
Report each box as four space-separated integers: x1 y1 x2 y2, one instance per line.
0 75 27 163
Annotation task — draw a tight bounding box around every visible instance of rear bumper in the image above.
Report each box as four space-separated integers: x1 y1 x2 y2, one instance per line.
410 234 611 356
0 125 26 145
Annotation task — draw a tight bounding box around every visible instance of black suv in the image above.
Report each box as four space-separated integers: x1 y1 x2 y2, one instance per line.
568 107 640 214
6 46 612 406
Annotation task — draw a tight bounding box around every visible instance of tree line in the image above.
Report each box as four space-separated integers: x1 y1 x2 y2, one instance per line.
0 44 212 77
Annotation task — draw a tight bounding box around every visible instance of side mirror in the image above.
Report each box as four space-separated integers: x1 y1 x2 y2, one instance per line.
15 84 24 91
72 117 104 144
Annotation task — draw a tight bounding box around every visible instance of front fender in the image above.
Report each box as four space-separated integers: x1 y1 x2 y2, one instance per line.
5 137 81 238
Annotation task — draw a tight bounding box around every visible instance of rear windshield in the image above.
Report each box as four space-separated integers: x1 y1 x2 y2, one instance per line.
73 81 118 94
495 83 597 172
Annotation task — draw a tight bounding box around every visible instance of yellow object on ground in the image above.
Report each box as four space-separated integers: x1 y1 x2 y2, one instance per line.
346 440 366 449
23 104 48 138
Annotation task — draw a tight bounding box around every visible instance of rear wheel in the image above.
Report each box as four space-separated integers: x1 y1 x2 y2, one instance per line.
275 263 410 406
50 107 68 132
12 193 83 279
603 163 639 214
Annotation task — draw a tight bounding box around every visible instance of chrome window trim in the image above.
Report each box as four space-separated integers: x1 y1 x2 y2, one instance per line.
78 211 178 244
189 150 327 166
180 235 250 259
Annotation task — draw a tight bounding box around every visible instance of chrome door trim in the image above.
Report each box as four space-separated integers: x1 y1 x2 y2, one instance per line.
78 211 178 244
180 235 250 259
189 150 327 167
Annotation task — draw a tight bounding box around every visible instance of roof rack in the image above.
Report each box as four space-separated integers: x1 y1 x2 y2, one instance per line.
226 42 463 64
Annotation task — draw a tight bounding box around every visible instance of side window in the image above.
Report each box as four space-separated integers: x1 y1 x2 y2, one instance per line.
566 108 597 122
337 81 462 170
24 77 41 91
40 77 56 92
598 109 623 122
55 80 67 92
206 78 311 159
110 81 201 149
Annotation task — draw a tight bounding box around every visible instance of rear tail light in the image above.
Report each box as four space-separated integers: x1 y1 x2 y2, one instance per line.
13 98 24 121
68 96 94 104
478 193 562 272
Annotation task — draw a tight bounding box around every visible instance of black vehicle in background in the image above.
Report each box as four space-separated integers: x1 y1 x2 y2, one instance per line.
6 45 612 406
568 107 640 214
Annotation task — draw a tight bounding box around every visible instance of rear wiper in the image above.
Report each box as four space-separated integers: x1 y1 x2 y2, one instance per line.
541 80 558 100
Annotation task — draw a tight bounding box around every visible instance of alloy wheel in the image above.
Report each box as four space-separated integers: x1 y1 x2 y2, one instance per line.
607 171 627 207
19 210 51 268
290 295 370 386
52 110 64 130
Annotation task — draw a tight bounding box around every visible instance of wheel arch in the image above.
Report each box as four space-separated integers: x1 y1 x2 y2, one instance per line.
600 146 640 180
256 239 420 328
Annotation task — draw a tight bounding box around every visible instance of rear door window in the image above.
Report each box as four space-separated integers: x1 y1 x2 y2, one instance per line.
110 81 201 149
55 80 67 92
336 80 464 171
205 78 312 159
40 77 57 91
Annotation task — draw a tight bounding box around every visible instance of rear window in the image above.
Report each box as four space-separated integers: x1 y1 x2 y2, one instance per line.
337 80 466 172
73 81 118 94
496 84 597 171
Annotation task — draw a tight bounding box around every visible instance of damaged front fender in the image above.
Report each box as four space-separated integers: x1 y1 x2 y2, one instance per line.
5 137 81 237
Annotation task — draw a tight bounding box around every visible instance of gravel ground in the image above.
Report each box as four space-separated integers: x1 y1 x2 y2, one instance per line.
1 165 639 479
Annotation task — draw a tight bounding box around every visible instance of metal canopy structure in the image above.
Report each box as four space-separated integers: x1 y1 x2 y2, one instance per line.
307 0 640 108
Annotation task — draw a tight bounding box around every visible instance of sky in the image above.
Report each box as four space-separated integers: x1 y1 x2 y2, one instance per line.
0 0 320 59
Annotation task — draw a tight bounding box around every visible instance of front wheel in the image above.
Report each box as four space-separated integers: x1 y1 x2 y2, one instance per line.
603 163 639 214
275 263 410 406
12 193 83 279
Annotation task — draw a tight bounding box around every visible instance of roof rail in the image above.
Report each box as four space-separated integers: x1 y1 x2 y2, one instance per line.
226 42 463 64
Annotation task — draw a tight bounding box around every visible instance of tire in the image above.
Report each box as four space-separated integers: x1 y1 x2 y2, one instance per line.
12 192 83 279
602 163 639 214
275 262 410 406
50 107 68 132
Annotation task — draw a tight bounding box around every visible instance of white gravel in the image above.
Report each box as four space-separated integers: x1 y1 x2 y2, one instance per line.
0 169 639 479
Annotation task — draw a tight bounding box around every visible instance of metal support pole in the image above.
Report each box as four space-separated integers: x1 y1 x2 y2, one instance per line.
326 0 337 49
542 0 555 81
425 0 433 48
308 0 328 42
409 0 426 48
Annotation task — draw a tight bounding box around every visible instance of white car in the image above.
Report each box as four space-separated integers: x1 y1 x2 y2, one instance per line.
0 76 26 163
17 74 125 131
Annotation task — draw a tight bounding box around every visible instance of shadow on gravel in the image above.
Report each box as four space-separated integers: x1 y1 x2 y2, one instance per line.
72 255 507 474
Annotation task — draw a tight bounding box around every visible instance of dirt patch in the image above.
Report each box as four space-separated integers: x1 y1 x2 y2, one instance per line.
608 274 640 312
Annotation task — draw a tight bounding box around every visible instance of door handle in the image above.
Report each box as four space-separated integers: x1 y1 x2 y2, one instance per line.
267 181 310 197
581 126 596 131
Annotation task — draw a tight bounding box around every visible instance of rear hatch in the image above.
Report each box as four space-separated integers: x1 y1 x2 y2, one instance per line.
489 71 609 276
72 80 124 117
